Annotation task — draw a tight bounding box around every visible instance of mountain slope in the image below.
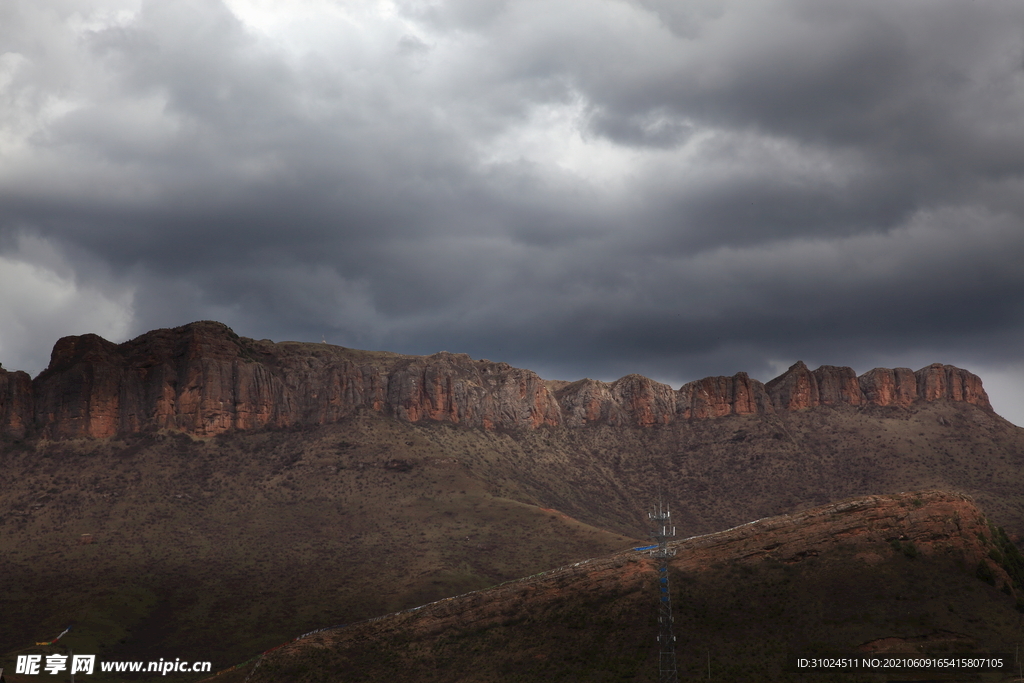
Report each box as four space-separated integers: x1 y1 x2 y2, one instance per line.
3 322 1024 682
218 491 1024 683
0 423 638 682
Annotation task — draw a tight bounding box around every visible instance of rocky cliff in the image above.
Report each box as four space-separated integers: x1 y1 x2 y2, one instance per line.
0 364 33 439
23 322 564 438
767 360 991 412
0 322 994 439
556 374 680 427
677 371 776 419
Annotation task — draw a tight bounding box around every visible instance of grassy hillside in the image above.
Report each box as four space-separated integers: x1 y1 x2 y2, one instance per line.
225 493 1024 683
3 399 1023 681
244 553 1023 683
0 421 637 682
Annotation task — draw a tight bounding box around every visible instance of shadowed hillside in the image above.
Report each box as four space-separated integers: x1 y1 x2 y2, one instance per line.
0 423 638 682
3 401 1024 680
208 491 1024 683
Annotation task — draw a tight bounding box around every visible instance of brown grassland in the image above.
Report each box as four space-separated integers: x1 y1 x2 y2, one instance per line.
2 399 1024 681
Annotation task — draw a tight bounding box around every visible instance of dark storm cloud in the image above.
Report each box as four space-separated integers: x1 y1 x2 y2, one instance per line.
1 0 1023 422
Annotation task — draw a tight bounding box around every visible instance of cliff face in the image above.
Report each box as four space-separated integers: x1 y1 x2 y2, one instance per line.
556 374 678 427
1 322 995 439
31 324 288 438
0 365 33 439
767 360 992 412
858 366 920 407
765 362 867 409
25 322 564 438
386 353 561 430
677 372 775 419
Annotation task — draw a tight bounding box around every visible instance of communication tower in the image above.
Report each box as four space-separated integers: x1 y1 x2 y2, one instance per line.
649 500 679 683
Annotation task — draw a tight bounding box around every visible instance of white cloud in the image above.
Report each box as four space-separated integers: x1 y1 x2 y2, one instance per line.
0 235 134 376
0 0 1022 406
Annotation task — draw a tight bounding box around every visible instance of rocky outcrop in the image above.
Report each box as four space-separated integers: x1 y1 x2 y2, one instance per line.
0 365 33 439
387 353 561 430
767 361 990 412
677 372 775 419
858 367 919 407
32 324 289 438
31 334 127 438
556 375 677 427
556 379 629 427
25 322 569 437
610 375 677 427
0 322 998 439
765 361 820 411
765 362 865 409
916 363 991 409
813 365 865 405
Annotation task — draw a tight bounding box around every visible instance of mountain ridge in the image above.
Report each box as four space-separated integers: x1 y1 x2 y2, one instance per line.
0 321 994 439
3 325 1022 681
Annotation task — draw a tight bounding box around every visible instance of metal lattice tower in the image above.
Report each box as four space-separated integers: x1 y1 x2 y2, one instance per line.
649 500 679 683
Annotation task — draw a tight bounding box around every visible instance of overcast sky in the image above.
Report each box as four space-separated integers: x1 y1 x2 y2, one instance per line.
2 0 1023 425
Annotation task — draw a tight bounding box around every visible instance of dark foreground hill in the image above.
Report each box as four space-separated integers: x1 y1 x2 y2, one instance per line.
206 491 1024 683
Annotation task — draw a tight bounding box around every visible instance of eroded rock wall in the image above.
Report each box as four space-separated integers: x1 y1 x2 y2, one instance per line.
0 366 33 439
1 322 996 438
677 372 775 419
767 361 991 412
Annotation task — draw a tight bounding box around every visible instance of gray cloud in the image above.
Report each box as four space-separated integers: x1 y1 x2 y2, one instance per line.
1 0 1023 424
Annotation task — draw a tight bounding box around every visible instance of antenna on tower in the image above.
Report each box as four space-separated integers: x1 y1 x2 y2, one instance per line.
649 495 679 683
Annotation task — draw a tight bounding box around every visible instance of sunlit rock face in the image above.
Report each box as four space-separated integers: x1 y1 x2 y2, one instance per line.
1 322 995 439
859 367 920 407
767 361 990 412
677 372 775 419
25 322 562 437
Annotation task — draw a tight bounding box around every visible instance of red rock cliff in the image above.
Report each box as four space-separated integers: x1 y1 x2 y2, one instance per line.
858 367 919 407
555 379 630 427
27 322 563 437
767 361 991 412
0 323 997 438
0 365 33 439
554 374 677 427
387 353 561 430
766 361 872 409
916 363 991 408
677 372 775 419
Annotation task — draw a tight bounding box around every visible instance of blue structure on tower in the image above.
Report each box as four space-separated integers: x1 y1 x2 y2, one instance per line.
649 501 679 683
